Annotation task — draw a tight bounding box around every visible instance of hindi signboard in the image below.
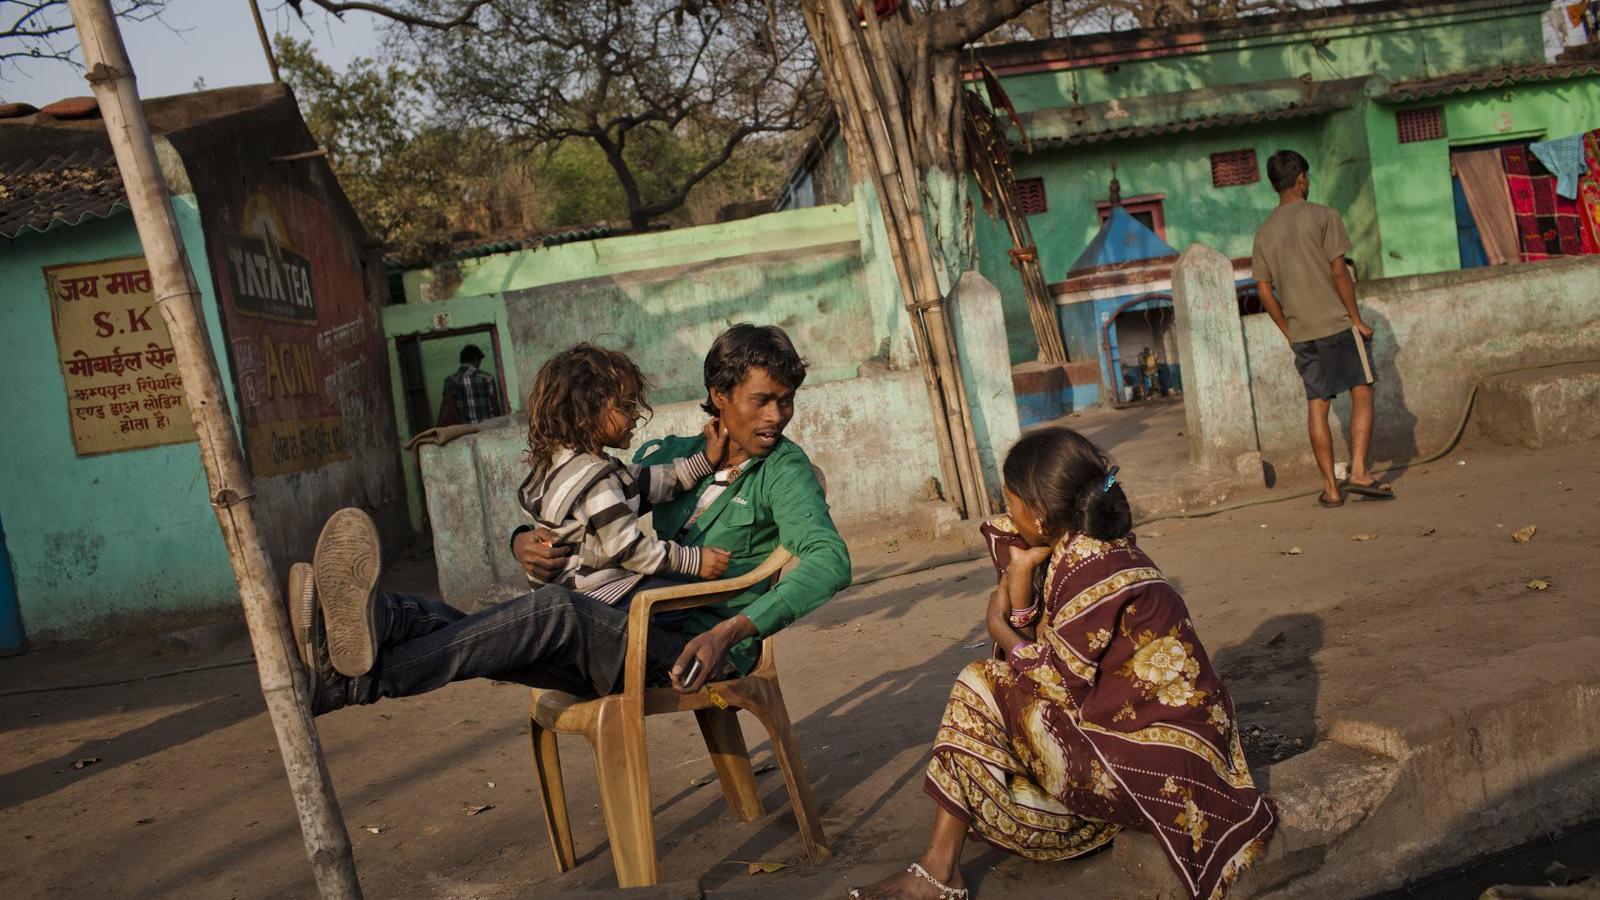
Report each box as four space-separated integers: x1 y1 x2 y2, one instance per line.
45 255 195 455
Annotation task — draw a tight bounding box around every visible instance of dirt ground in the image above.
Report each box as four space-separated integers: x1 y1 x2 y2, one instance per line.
2 428 1597 899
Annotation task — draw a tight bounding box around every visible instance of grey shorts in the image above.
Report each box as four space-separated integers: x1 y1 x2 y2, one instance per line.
1292 326 1375 401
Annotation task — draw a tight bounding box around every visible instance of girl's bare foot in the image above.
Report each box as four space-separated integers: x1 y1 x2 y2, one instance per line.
847 860 967 899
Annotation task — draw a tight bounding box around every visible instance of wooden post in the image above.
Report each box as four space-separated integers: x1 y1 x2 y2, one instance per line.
64 3 361 897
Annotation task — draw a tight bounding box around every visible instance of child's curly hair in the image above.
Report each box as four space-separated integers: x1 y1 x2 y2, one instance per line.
526 343 652 464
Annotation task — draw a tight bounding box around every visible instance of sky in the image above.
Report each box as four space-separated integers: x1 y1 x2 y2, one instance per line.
2 0 383 107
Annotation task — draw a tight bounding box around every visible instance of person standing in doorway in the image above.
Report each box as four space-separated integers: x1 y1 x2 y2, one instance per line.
1252 150 1395 508
1139 345 1160 398
437 343 503 425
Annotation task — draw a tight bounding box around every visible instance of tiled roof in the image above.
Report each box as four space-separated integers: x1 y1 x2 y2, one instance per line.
1016 76 1364 149
1381 61 1600 102
1029 101 1346 149
0 149 126 239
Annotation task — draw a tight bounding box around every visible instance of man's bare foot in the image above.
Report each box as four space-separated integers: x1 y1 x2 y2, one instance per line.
847 861 967 899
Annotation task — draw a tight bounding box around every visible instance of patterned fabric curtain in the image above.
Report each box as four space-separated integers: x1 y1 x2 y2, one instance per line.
1580 130 1600 254
1500 144 1593 261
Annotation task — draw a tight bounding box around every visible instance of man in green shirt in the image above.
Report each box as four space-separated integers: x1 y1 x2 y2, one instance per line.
292 325 850 713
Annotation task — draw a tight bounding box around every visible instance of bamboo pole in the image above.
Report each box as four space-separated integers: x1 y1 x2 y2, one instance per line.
802 2 968 512
65 3 361 897
824 0 989 516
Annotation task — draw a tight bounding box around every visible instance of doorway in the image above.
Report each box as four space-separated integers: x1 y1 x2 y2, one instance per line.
0 512 23 655
1101 295 1181 407
394 326 508 439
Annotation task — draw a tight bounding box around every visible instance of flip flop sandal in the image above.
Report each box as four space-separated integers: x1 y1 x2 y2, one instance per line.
1341 479 1396 500
1317 492 1346 508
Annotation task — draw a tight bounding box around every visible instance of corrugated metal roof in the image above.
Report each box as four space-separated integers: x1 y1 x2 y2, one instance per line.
1027 101 1345 149
1382 61 1600 102
0 149 126 239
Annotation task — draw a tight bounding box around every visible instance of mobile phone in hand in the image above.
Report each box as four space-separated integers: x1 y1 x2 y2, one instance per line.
680 657 703 688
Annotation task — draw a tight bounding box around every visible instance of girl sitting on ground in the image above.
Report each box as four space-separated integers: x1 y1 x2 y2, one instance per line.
517 343 731 606
849 427 1275 900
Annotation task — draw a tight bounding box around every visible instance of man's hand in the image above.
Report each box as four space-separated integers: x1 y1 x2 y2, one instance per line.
698 547 731 580
670 614 755 693
1353 319 1374 339
513 527 571 581
702 417 730 468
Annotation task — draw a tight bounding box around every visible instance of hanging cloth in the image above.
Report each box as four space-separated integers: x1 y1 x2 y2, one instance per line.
1453 149 1520 265
1530 134 1588 199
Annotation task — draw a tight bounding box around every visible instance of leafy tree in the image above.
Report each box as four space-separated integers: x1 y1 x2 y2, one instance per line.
305 0 822 232
275 33 469 263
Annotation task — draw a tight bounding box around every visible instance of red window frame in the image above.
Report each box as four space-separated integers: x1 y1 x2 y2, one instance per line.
1210 149 1260 187
1015 177 1047 215
1396 106 1445 144
1096 194 1167 241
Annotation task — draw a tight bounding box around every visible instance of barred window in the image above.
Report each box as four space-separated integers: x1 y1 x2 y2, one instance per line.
1015 177 1047 215
1396 107 1445 143
1210 149 1259 187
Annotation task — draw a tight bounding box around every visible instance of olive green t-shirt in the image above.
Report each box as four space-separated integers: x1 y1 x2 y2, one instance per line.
1250 201 1354 342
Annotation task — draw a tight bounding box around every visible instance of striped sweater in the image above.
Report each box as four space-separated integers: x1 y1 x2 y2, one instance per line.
518 447 714 604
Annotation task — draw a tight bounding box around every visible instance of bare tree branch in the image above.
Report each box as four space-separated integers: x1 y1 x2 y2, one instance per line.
287 0 491 31
927 0 1052 49
0 0 167 74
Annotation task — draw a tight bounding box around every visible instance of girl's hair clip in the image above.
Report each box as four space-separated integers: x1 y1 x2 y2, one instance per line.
1102 465 1120 493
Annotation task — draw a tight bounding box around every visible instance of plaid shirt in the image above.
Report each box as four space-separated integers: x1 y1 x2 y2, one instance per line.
443 364 502 423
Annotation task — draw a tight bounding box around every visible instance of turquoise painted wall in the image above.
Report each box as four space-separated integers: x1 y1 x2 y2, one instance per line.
0 198 241 639
996 0 1547 113
1368 78 1600 277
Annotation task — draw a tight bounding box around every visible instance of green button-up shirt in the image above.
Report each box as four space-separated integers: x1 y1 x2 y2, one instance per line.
634 433 851 675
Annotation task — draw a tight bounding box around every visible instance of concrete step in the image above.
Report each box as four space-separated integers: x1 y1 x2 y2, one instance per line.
1476 362 1600 450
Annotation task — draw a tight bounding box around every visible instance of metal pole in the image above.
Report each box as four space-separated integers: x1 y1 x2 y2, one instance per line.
64 2 360 896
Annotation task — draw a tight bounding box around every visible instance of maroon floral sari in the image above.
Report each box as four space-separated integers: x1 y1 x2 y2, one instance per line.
923 516 1275 899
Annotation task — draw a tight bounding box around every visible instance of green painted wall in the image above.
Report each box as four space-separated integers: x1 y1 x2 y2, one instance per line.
973 0 1598 364
976 118 1326 362
997 0 1547 114
1368 78 1600 277
0 198 241 639
385 203 916 529
403 204 865 303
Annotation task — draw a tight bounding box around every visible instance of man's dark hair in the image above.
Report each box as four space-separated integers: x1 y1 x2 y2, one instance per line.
460 344 486 365
1266 150 1310 193
702 324 807 415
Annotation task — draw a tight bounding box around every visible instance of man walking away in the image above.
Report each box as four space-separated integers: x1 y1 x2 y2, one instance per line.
1252 150 1395 507
438 343 503 425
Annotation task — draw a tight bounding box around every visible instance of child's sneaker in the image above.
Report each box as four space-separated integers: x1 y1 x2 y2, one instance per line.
312 508 386 678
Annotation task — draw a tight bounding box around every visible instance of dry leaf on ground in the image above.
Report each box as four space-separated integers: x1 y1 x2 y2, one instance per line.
1420 528 1437 537
744 861 787 875
1352 533 1377 542
1511 525 1537 544
1281 547 1303 556
1526 579 1551 591
362 824 383 834
462 803 494 817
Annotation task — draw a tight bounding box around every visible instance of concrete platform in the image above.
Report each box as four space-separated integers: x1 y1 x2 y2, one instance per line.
3 434 1599 898
1476 362 1600 450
